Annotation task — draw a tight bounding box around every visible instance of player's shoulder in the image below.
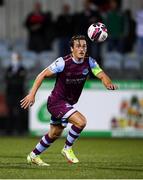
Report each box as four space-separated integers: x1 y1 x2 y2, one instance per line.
54 57 65 68
55 56 64 63
88 56 99 68
63 54 72 62
88 56 96 61
48 57 65 73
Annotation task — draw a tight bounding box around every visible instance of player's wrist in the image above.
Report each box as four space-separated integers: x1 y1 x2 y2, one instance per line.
29 91 36 98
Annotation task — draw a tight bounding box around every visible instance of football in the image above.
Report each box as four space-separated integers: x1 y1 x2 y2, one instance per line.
87 22 108 42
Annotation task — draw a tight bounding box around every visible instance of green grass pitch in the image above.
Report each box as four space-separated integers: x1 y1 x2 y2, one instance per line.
0 137 143 179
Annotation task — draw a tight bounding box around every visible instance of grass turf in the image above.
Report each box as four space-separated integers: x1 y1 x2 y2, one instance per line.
0 137 143 179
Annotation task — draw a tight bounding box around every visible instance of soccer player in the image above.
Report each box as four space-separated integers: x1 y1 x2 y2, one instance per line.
21 35 117 166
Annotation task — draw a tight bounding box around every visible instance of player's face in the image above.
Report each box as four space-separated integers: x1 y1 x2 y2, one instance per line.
71 40 87 60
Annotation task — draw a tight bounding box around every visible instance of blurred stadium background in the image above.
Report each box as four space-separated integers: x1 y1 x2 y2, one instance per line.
0 0 143 179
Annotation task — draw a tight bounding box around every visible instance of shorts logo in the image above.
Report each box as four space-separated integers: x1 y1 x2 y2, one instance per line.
82 68 89 75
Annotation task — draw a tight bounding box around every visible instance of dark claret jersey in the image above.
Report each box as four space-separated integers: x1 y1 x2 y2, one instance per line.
48 54 102 105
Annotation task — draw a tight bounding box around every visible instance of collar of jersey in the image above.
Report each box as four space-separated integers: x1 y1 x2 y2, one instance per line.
72 57 84 64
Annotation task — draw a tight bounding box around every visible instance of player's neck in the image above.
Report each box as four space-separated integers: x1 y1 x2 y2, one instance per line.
71 54 84 64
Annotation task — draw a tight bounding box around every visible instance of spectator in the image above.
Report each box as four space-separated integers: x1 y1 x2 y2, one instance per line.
56 3 73 56
44 10 55 50
73 0 103 65
105 0 124 53
122 9 136 53
5 52 27 135
135 7 143 56
73 0 102 35
24 2 46 53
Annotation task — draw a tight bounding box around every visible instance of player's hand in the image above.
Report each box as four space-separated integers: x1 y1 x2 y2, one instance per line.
106 84 118 90
20 94 35 109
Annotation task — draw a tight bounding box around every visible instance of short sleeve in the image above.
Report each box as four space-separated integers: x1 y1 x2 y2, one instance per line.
89 57 103 76
47 57 65 73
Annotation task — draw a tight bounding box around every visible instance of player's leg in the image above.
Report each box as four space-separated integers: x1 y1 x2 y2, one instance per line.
62 111 87 163
47 98 84 163
27 124 64 166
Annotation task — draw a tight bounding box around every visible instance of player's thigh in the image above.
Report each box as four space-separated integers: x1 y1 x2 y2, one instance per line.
48 124 64 139
68 111 87 128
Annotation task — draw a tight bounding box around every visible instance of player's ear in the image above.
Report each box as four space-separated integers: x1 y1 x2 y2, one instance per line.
70 47 73 52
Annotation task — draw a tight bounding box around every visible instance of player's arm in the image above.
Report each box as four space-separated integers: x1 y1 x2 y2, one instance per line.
29 68 54 96
89 57 117 90
20 68 54 109
21 57 65 109
96 71 117 90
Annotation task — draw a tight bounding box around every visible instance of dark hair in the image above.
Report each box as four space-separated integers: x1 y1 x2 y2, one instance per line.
69 35 87 48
